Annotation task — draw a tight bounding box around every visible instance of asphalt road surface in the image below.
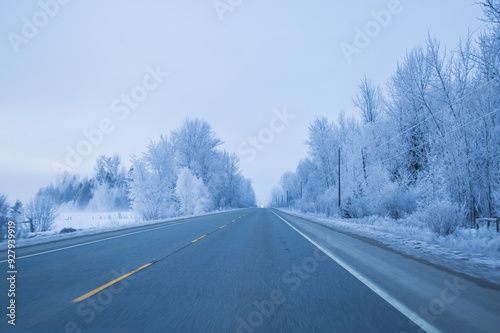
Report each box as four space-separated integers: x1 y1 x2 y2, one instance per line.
1 208 499 332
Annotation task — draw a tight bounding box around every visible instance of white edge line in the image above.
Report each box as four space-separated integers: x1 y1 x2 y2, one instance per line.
0 218 202 262
270 209 441 333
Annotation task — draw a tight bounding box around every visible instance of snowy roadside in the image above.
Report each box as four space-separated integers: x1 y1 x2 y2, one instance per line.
276 208 500 286
0 209 242 251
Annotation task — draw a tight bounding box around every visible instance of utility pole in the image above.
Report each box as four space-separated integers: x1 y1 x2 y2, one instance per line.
338 148 341 208
286 190 289 207
300 181 303 200
472 197 476 227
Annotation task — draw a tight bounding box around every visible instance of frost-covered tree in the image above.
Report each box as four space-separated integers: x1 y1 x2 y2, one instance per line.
233 177 257 208
270 185 285 207
9 200 23 223
212 151 242 208
129 136 178 220
0 194 9 239
30 117 256 219
175 167 210 215
280 171 299 206
271 3 500 231
94 155 121 186
88 154 130 211
474 0 500 217
353 75 384 124
37 172 95 210
74 178 94 209
170 119 255 210
128 120 256 220
26 194 58 232
305 116 338 189
171 118 222 186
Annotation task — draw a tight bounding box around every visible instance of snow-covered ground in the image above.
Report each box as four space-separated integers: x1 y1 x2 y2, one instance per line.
277 209 500 285
56 211 139 230
0 209 239 250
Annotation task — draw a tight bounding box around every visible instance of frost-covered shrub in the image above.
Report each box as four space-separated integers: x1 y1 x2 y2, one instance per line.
419 201 465 235
342 196 370 218
378 183 418 219
26 194 58 232
317 187 340 217
299 201 320 214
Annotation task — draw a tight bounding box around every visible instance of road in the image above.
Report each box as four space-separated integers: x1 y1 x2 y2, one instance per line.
1 208 499 332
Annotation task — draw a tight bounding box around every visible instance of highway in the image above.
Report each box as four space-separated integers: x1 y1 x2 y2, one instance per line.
1 208 499 332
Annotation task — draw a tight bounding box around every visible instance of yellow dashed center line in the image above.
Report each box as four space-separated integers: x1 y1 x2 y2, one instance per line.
72 213 251 303
192 234 207 243
72 263 153 303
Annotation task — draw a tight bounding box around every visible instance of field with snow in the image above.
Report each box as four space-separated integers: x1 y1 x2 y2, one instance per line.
0 211 140 250
55 211 139 230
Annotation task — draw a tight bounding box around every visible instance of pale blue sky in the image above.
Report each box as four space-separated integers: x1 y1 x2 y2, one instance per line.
0 0 484 205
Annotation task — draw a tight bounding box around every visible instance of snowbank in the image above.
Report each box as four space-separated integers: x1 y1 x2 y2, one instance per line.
277 209 500 285
0 209 240 251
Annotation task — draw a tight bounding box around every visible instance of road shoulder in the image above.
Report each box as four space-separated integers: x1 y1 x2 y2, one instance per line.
272 208 500 333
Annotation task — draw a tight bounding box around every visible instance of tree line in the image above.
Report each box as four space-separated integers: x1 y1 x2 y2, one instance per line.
271 1 500 234
0 118 256 236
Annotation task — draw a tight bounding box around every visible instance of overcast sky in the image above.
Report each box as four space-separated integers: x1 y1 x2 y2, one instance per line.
0 0 485 206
